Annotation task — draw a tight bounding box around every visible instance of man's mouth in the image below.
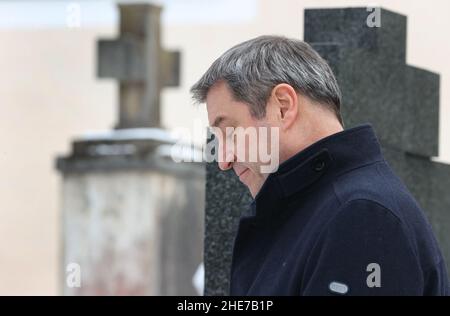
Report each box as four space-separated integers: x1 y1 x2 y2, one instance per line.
238 168 249 180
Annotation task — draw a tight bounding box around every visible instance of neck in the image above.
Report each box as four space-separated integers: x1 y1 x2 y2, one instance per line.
281 119 343 165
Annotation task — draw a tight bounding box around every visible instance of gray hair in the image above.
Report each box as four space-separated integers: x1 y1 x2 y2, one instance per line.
190 35 343 125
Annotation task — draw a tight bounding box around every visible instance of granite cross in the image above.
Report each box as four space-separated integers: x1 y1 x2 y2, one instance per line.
98 3 180 129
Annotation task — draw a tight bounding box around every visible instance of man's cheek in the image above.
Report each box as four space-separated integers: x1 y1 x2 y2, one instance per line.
234 136 246 162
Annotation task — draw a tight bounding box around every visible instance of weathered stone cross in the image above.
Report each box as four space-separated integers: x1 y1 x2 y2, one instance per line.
98 3 180 129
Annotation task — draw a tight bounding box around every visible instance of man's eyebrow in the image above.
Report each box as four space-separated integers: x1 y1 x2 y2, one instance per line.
212 116 226 128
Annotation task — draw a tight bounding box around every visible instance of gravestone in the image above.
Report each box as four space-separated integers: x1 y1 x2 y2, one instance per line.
204 7 450 295
56 3 204 295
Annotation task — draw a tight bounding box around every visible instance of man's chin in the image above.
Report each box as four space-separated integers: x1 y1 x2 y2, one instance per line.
247 178 268 198
239 172 265 198
241 178 255 197
247 183 262 199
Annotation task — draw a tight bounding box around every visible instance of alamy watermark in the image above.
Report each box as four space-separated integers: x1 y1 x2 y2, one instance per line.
366 262 381 288
170 119 280 174
66 2 82 28
66 262 81 288
366 6 381 28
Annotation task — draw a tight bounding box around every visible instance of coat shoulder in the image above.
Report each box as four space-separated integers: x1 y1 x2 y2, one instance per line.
332 160 420 220
330 160 445 273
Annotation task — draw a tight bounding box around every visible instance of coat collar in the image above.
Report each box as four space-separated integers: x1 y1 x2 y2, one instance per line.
247 124 384 222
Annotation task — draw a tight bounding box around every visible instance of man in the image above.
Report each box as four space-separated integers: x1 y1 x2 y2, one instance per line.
190 35 449 295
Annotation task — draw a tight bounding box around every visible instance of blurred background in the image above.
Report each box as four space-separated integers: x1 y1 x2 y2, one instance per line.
0 0 450 295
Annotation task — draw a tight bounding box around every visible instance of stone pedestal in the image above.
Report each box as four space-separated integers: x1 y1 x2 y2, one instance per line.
57 129 204 295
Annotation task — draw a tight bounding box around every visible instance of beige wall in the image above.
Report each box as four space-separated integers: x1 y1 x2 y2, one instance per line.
0 27 116 295
0 0 449 295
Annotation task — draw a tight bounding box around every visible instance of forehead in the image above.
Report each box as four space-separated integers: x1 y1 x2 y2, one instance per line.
206 81 234 109
205 81 236 125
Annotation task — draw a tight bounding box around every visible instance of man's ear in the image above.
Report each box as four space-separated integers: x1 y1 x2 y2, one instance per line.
271 84 298 130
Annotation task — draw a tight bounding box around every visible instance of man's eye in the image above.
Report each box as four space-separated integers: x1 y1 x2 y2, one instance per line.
226 130 237 141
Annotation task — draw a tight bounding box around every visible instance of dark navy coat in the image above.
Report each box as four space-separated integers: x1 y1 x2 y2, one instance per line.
230 124 449 296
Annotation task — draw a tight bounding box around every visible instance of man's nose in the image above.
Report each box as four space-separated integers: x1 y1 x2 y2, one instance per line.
218 149 234 171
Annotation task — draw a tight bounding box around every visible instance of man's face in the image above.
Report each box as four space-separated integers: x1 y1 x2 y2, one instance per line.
206 82 278 197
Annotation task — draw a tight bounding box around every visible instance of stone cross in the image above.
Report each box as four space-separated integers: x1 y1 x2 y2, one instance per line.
203 7 450 295
305 7 438 157
98 3 180 129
